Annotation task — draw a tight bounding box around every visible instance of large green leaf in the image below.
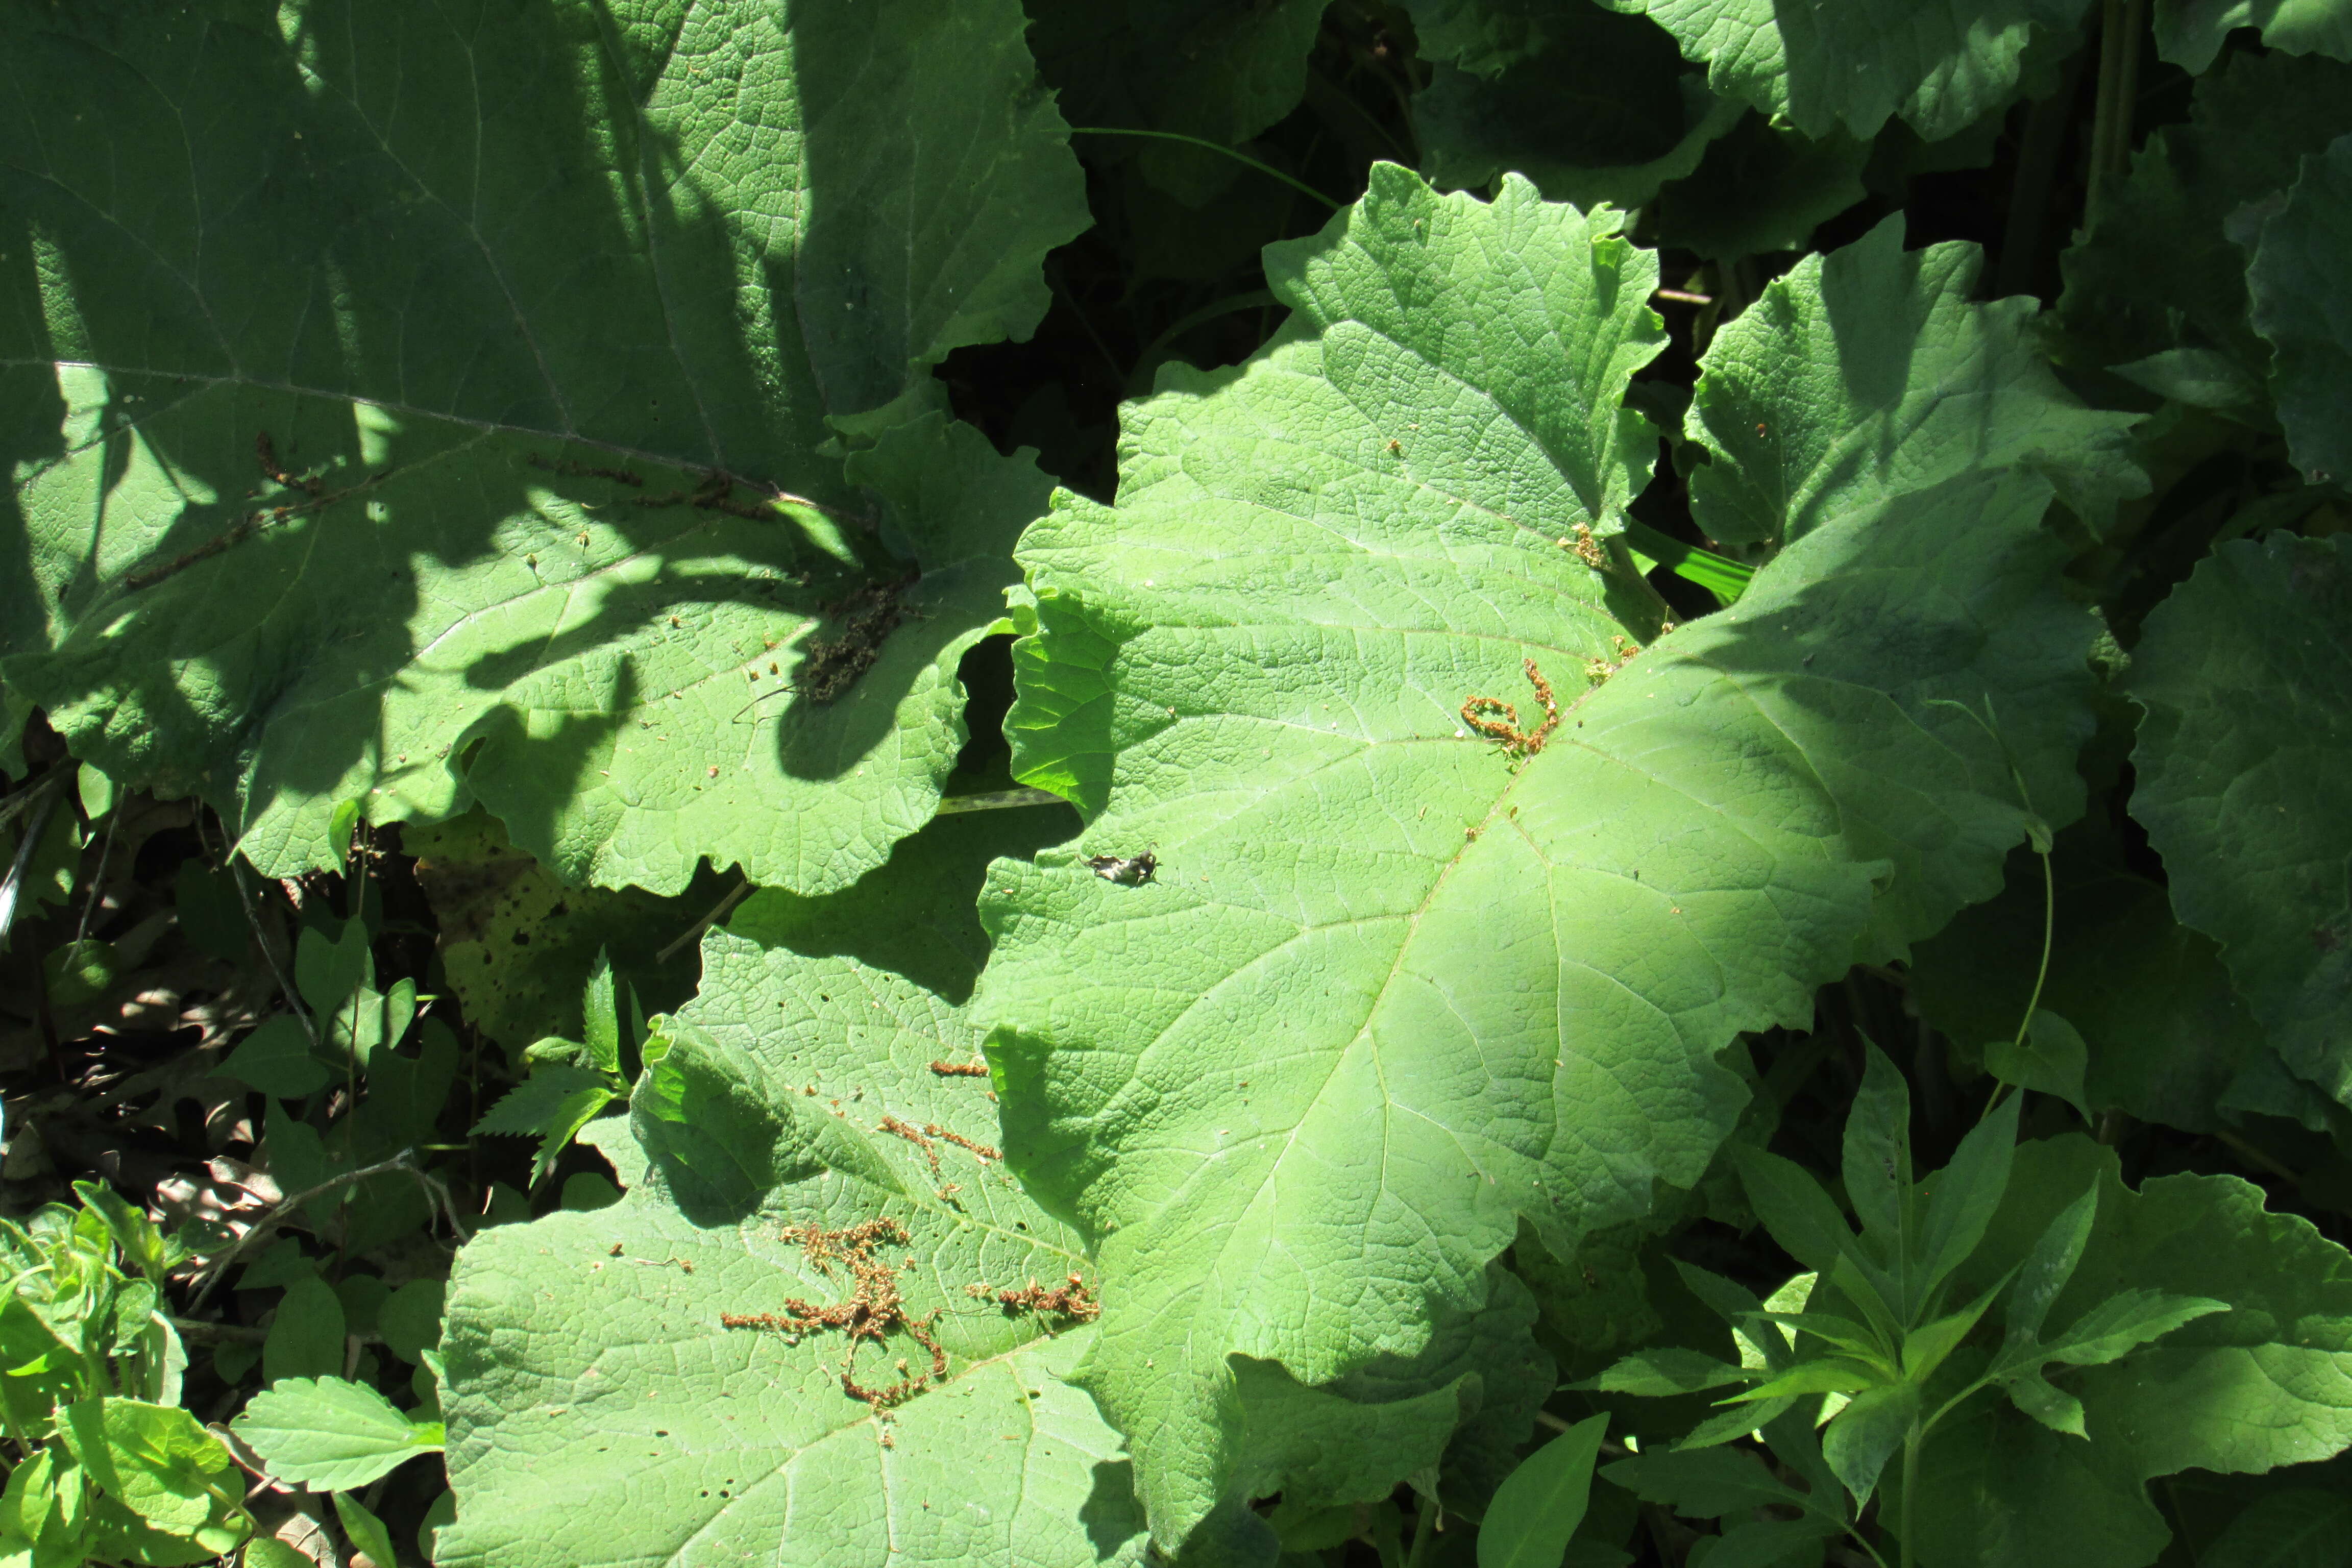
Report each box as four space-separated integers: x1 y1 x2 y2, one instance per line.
977 165 2098 1552
0 0 1085 894
1685 216 2143 554
1595 0 2093 140
1908 834 2278 1133
1026 0 1331 204
2245 134 2352 487
2128 533 2352 1102
1910 1137 2352 1568
2154 0 2352 72
2053 52 2352 398
1414 1 1746 211
436 807 1154 1565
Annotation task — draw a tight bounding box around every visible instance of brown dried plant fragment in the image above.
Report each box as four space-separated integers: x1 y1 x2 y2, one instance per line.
925 1125 999 1163
1460 659 1561 761
966 1272 1101 1325
721 1217 947 1417
928 1060 991 1078
880 1116 941 1175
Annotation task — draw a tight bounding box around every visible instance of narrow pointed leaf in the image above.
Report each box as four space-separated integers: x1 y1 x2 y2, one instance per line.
1900 1277 2008 1383
1821 1382 1918 1503
1477 1414 1608 1568
1843 1044 1915 1264
2039 1290 2230 1368
1916 1093 2021 1303
1732 1148 1856 1276
2003 1188 2098 1348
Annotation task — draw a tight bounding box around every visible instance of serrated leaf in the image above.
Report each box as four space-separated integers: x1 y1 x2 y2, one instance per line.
55 1396 246 1543
2037 1288 2229 1368
2246 134 2352 486
1595 0 2094 139
468 1068 615 1141
2128 533 2352 1102
437 809 1144 1566
233 1376 443 1492
982 165 2097 1552
1909 1137 2352 1567
2005 1367 2088 1438
1685 216 2143 554
0 0 1084 897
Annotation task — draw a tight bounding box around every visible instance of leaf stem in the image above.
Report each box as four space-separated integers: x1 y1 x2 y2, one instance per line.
1068 127 1343 211
1402 1496 1438 1568
2084 0 2144 224
1983 846 2055 1122
1899 1420 1920 1568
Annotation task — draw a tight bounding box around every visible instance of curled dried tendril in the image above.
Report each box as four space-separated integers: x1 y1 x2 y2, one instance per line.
1461 659 1561 761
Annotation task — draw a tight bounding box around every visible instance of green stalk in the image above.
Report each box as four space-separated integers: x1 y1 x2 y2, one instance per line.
1899 1420 1922 1568
2084 0 2144 225
1982 845 2056 1121
1402 1498 1438 1568
1069 127 1341 211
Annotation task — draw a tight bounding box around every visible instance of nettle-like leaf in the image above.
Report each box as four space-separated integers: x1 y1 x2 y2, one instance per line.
1909 1137 2352 1568
1685 216 2143 554
976 164 2099 1551
2128 533 2352 1104
1595 0 2093 140
233 1375 444 1492
0 0 1084 894
2245 133 2352 487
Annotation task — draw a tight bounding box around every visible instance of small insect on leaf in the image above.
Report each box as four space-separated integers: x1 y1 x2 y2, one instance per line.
1386 439 1403 456
1087 850 1158 887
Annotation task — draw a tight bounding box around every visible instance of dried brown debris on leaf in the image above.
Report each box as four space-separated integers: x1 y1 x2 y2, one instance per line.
1461 659 1561 762
967 1272 1101 1325
721 1217 947 1420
